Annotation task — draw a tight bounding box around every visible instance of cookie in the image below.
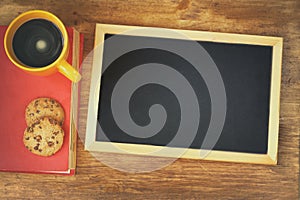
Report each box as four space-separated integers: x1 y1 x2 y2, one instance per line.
23 117 64 157
25 97 65 126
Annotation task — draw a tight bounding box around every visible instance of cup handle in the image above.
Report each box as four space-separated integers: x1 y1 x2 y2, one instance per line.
58 60 81 82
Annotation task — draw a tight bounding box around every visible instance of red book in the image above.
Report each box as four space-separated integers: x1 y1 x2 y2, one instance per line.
0 26 83 175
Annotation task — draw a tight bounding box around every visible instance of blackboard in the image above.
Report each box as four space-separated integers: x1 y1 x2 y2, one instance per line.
85 24 283 165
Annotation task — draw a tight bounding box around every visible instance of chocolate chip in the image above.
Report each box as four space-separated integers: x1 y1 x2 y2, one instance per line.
29 113 34 117
49 118 57 125
59 122 63 126
27 127 33 133
37 110 40 113
48 141 54 147
49 118 54 124
34 146 39 150
25 137 30 140
32 121 40 128
53 131 59 135
44 99 48 103
51 136 55 139
36 135 42 142
56 141 59 144
39 149 42 152
39 126 42 129
50 109 54 112
51 99 55 104
34 100 39 106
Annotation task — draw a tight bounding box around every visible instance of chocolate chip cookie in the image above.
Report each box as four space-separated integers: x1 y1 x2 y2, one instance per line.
25 97 65 126
23 117 64 157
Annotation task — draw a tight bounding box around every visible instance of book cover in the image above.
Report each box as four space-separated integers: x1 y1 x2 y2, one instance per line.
0 26 83 175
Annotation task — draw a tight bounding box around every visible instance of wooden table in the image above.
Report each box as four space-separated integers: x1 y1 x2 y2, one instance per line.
0 0 299 199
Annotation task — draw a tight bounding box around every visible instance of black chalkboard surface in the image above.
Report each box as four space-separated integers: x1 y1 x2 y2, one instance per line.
85 24 283 165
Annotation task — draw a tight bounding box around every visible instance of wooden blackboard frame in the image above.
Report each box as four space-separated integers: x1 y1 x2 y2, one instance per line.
85 24 283 165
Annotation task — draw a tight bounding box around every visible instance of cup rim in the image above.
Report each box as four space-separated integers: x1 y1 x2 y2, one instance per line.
4 10 69 72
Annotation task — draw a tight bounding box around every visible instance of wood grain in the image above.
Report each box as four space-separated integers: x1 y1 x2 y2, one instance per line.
0 0 299 199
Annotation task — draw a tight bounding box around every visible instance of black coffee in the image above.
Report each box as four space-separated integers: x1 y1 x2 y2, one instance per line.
12 19 63 68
